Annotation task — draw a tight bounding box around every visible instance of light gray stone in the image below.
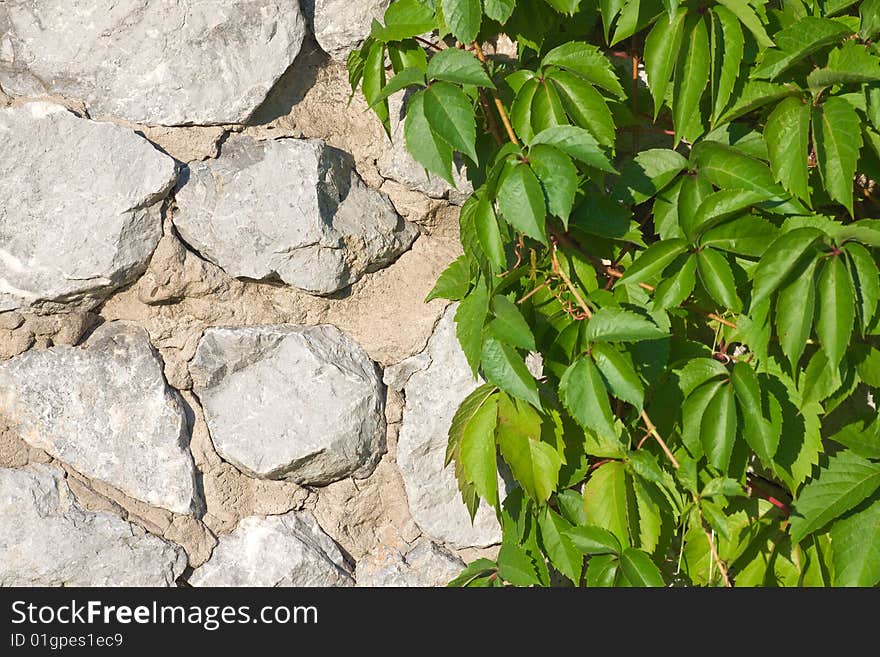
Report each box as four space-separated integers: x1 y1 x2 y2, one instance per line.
0 322 199 515
356 538 465 587
0 1 306 125
0 465 186 586
190 325 385 485
313 0 391 61
0 102 177 311
397 305 502 548
175 136 417 295
189 511 353 587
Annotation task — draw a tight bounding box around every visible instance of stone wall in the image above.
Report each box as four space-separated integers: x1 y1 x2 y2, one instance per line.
0 1 497 587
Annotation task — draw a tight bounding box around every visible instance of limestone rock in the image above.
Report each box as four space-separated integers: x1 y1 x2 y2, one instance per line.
356 538 465 587
174 136 417 295
397 306 502 548
0 465 186 586
189 511 353 587
0 102 177 311
190 324 385 485
313 0 391 62
0 1 306 125
0 322 199 514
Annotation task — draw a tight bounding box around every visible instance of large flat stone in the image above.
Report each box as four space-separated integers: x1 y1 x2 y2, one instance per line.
313 0 391 62
0 322 199 514
0 102 177 311
356 538 465 587
0 465 186 586
190 325 385 485
0 1 306 125
174 136 417 295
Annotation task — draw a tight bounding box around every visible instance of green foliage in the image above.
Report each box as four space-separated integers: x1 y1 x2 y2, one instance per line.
351 0 880 587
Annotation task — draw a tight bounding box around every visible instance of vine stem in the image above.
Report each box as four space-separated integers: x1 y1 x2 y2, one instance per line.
700 511 732 587
472 42 520 145
414 35 445 51
639 409 680 469
551 243 592 319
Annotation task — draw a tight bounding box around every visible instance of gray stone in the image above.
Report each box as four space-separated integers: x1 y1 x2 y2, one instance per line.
0 322 198 514
0 102 177 311
189 511 353 587
190 325 385 485
0 1 306 125
0 465 186 586
313 0 391 62
396 306 502 548
175 136 417 295
356 538 465 587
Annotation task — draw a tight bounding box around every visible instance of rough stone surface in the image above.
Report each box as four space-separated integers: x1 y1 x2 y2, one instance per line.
0 1 307 125
313 0 391 62
356 537 465 587
190 324 385 485
396 306 502 548
0 322 199 514
0 465 186 586
175 136 417 295
0 102 177 311
190 511 353 587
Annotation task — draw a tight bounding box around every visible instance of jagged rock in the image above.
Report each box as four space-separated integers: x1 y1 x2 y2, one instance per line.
396 306 502 548
313 0 391 61
0 102 176 311
174 136 417 295
356 538 465 587
189 511 353 587
0 322 199 514
0 1 306 125
190 325 385 485
0 465 186 586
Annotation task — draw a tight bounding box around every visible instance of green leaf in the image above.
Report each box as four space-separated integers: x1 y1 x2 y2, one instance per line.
617 238 688 285
681 379 725 458
481 336 542 409
426 48 494 87
752 17 851 81
531 79 567 133
489 295 536 351
585 554 619 586
775 255 817 371
692 189 772 236
531 126 616 172
447 558 497 586
370 67 426 109
441 0 482 44
538 507 584 584
645 8 688 119
653 253 697 309
598 0 627 42
388 39 428 73
528 145 578 222
765 96 811 203
701 382 737 471
585 307 667 342
620 548 665 587
511 77 539 144
583 461 630 547
844 242 880 331
565 525 622 555
424 81 479 162
557 490 589 526
372 0 436 42
789 450 880 544
560 356 617 439
830 416 880 460
696 248 742 312
613 149 688 205
749 227 823 307
459 395 499 508
700 215 779 257
731 361 778 465
592 343 645 411
484 0 516 23
807 41 880 92
855 346 880 387
541 42 625 99
474 194 506 271
715 80 798 126
816 254 855 370
497 161 548 244
716 0 774 48
711 6 745 124
831 498 880 587
497 394 562 502
455 281 490 376
543 0 583 14
405 90 455 184
547 69 616 147
446 383 498 466
363 40 390 133
813 96 863 217
426 255 471 302
672 14 710 144
702 477 745 499
497 538 541 585
862 0 880 39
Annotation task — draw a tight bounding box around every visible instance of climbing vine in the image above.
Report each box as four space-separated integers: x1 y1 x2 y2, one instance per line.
349 0 880 586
